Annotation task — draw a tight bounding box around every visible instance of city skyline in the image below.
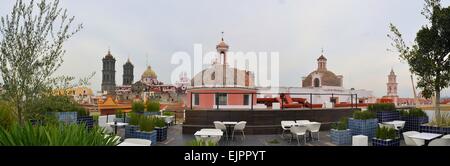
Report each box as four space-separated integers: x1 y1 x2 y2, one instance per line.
0 0 449 98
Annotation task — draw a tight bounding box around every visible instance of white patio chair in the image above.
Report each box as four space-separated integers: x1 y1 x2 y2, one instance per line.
442 135 450 139
378 123 396 130
232 121 247 141
307 122 321 141
428 139 450 146
106 115 116 123
122 138 152 146
289 125 308 145
403 131 425 146
393 121 406 129
296 120 311 125
281 121 295 138
214 121 228 139
98 116 113 134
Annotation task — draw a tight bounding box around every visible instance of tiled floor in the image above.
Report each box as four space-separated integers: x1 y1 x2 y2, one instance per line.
154 125 342 146
113 125 408 146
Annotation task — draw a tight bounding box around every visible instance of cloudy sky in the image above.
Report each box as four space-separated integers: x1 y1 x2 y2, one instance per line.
1 0 449 97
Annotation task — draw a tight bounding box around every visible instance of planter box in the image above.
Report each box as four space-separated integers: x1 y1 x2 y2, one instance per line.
402 116 428 132
376 111 400 123
420 125 450 135
133 130 157 144
330 129 352 145
143 112 160 116
54 112 77 124
348 118 378 138
371 138 401 146
155 127 168 142
77 116 94 130
29 119 44 126
125 125 140 138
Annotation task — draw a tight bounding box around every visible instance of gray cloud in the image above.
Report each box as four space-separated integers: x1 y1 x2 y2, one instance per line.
0 0 449 97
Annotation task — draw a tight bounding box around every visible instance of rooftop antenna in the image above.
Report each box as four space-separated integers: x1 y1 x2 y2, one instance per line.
146 52 149 67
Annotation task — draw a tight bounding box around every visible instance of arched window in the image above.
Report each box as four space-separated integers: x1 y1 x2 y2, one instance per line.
314 78 320 87
211 72 216 80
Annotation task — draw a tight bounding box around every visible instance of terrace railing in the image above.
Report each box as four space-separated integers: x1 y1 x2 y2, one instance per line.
188 92 359 111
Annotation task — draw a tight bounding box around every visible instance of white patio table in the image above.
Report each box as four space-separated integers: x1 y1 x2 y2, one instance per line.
106 122 129 135
410 133 442 145
383 121 405 129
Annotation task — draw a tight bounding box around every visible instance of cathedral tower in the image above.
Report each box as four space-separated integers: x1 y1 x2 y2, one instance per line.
101 50 116 94
123 58 134 85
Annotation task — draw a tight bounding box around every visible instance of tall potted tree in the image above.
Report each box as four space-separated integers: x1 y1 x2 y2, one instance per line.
388 0 450 122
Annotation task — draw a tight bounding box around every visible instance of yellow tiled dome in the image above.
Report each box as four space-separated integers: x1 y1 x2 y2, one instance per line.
142 66 157 78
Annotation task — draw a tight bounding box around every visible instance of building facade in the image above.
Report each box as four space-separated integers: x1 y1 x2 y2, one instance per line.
186 38 258 110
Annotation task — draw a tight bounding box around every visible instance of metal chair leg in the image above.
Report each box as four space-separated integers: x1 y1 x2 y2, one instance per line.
241 131 245 140
304 135 306 145
232 130 235 141
297 135 300 145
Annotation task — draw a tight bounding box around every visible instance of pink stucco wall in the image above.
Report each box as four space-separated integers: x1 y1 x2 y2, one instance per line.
186 88 257 109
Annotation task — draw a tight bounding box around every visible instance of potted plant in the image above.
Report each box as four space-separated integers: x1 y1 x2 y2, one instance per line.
420 113 450 135
114 109 127 123
76 108 94 130
136 116 157 144
144 101 160 116
348 111 378 138
401 108 429 131
132 101 145 114
330 117 352 145
153 117 168 142
125 113 141 138
368 103 400 123
372 126 400 146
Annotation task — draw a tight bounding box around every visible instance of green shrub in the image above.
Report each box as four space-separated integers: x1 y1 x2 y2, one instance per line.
132 101 145 113
0 101 15 129
332 117 348 130
186 139 217 146
0 123 119 146
368 103 396 112
75 107 89 117
375 126 397 140
429 113 450 127
153 117 166 128
128 113 142 126
146 101 160 112
163 111 175 116
353 111 376 120
116 109 124 118
139 116 154 132
92 114 99 122
409 108 427 117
